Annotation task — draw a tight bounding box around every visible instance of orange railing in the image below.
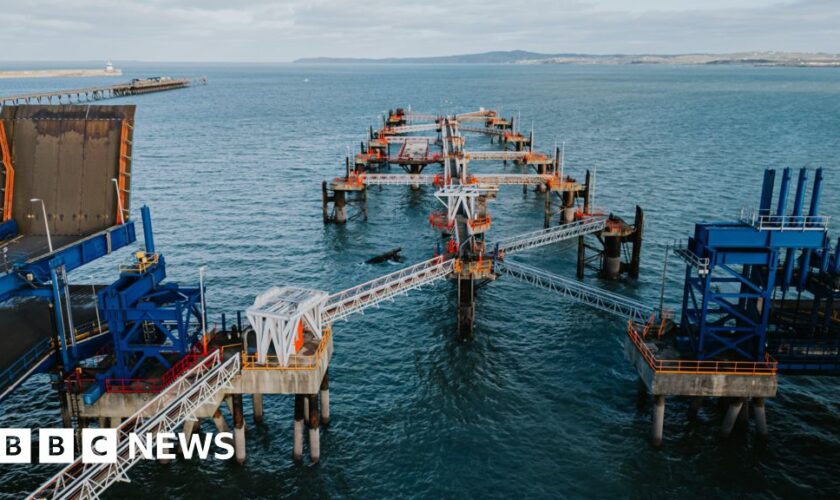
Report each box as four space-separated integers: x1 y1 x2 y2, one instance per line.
429 211 453 229
627 321 777 376
0 121 14 222
468 216 492 232
453 258 493 276
242 328 332 371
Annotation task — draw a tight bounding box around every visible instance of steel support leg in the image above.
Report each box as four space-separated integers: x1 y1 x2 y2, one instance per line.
320 370 331 427
720 398 744 437
308 394 321 464
652 395 665 447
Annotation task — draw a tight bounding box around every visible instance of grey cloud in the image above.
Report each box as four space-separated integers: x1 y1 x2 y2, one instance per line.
0 0 836 61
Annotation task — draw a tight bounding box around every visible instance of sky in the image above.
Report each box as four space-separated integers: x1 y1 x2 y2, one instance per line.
0 0 838 62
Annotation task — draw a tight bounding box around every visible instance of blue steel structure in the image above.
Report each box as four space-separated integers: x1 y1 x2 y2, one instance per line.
677 168 833 363
83 206 205 404
0 219 136 388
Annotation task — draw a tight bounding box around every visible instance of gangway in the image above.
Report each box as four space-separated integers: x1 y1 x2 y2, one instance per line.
31 350 240 500
363 174 437 186
323 257 455 323
383 123 438 135
495 260 656 324
463 151 529 161
459 126 504 137
493 216 607 255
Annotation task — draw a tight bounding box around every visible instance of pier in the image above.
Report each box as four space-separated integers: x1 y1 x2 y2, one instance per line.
0 76 207 106
0 102 835 498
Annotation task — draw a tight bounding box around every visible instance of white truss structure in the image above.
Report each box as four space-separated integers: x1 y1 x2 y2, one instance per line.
495 259 655 324
459 126 504 136
493 216 607 255
455 109 494 119
470 174 553 186
386 123 438 134
405 113 439 122
323 257 455 323
364 174 437 185
434 185 481 222
246 287 329 365
31 351 240 500
464 151 528 161
361 173 555 187
385 136 435 144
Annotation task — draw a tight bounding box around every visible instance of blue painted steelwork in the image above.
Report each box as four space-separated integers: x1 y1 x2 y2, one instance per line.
89 206 204 403
0 222 136 303
0 219 15 241
678 168 831 361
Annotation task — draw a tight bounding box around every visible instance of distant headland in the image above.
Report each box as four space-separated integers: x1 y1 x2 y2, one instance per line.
294 50 840 67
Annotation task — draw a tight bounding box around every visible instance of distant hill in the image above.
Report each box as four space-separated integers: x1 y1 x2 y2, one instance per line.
294 50 565 64
294 50 840 67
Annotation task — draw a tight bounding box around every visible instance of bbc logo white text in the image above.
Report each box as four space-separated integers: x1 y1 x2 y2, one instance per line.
0 429 234 464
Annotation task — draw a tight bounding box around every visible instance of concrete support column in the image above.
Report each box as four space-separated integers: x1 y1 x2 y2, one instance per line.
179 419 197 459
293 395 304 463
304 396 310 425
562 190 576 225
720 398 745 437
652 395 665 447
334 191 347 224
536 165 547 193
457 276 475 340
320 370 331 428
308 394 321 464
687 398 702 420
232 394 246 464
738 399 750 426
410 165 421 190
753 398 768 437
212 406 229 433
253 393 264 425
604 235 622 279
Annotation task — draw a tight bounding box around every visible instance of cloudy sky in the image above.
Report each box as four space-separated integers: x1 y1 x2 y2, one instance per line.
0 0 837 62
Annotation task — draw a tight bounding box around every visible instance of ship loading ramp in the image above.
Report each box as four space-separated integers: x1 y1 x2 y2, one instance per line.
0 105 138 398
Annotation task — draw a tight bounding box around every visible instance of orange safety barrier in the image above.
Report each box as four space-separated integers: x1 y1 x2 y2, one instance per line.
242 328 332 371
626 321 777 376
0 121 14 222
429 211 453 229
105 352 205 393
453 258 493 276
468 216 492 232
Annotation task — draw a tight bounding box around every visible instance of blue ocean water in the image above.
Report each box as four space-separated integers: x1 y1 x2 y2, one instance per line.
1 62 839 498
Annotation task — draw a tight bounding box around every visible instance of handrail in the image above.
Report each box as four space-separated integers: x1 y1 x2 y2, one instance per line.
323 256 454 323
31 350 239 500
739 207 830 231
674 246 710 275
493 216 607 255
627 321 777 375
242 329 332 371
496 259 655 324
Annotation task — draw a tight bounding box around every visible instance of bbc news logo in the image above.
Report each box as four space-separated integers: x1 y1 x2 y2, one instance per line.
0 429 234 464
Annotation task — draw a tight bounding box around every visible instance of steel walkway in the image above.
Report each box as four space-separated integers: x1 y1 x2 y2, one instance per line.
323 257 455 323
495 259 655 324
31 350 240 500
493 217 607 255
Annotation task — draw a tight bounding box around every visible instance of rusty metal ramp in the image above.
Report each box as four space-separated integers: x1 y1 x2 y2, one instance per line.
0 105 138 392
